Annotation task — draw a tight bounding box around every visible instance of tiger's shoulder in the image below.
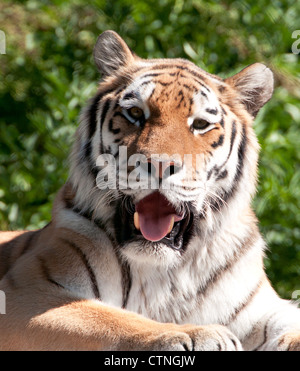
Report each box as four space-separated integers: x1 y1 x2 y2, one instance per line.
0 229 38 280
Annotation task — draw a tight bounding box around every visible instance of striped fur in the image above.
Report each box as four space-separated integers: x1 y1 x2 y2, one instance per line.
0 31 299 351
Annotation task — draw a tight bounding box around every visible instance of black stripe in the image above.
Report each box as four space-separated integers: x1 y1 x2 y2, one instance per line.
252 312 277 351
211 134 224 148
86 87 126 174
197 231 258 298
277 337 286 349
87 91 103 140
228 120 237 160
139 63 185 72
140 79 152 87
100 98 111 128
234 124 247 183
123 92 136 100
160 64 209 84
117 256 132 309
148 86 156 101
85 91 109 159
183 83 195 92
209 124 247 210
59 238 100 299
188 97 194 115
186 68 214 83
99 98 111 157
223 277 263 326
142 72 163 78
19 230 39 257
206 108 218 115
154 80 173 87
108 119 121 134
220 117 224 128
63 205 130 307
201 91 208 99
209 119 236 181
114 85 128 96
100 98 119 155
176 89 185 108
221 106 227 116
64 199 118 247
216 169 228 181
38 256 65 289
138 63 212 87
207 165 216 181
72 207 93 220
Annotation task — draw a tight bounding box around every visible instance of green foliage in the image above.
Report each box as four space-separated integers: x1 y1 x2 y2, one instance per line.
0 0 299 298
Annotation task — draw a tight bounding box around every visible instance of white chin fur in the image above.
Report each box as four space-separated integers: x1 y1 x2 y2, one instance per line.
120 240 182 268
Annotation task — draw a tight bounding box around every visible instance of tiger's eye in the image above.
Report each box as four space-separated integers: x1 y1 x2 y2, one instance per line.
192 119 210 131
128 107 144 119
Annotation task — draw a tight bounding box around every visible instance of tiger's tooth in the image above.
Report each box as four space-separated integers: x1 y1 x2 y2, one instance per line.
167 217 175 234
134 212 140 230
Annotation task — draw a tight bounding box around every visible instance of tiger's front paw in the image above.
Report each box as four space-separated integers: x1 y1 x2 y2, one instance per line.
182 324 243 351
277 331 300 351
148 324 242 351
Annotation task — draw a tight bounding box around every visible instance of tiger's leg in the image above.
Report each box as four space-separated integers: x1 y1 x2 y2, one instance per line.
0 278 243 351
238 283 300 351
225 278 300 351
258 303 300 351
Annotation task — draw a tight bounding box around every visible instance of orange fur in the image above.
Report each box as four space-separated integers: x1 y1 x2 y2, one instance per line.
0 210 241 350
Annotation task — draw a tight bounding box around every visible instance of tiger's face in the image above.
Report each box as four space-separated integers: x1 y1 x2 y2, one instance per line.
72 31 273 266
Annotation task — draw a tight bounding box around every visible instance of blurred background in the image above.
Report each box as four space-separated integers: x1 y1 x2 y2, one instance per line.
0 0 299 298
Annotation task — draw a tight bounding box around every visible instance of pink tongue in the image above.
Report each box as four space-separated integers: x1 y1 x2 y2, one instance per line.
135 192 184 242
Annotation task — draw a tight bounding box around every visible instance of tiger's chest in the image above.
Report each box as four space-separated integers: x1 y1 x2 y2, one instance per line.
122 259 205 325
125 277 196 324
94 237 223 325
96 256 199 323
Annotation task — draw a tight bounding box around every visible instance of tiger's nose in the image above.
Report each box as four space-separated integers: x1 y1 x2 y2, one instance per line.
143 158 182 179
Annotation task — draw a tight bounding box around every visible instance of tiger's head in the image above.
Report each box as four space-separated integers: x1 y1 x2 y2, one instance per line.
69 31 273 266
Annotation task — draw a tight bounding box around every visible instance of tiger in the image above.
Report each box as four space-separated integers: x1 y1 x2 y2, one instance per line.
0 30 299 351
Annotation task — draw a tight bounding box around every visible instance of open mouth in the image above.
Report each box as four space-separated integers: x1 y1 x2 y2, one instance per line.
114 192 194 251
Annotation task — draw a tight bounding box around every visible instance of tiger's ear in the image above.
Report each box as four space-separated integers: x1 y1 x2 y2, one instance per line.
93 30 135 76
225 63 274 117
